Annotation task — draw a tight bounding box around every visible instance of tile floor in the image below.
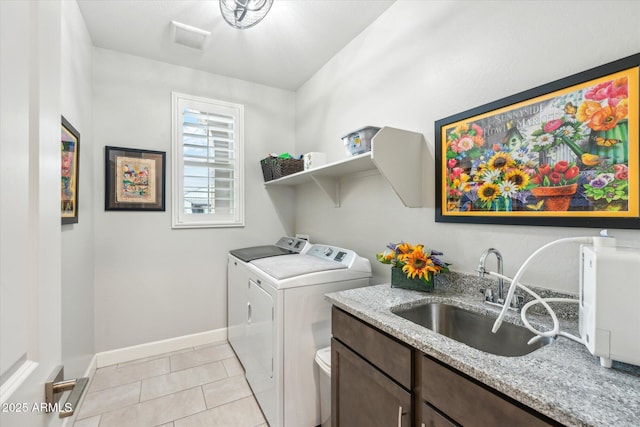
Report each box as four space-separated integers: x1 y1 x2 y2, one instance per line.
72 341 267 427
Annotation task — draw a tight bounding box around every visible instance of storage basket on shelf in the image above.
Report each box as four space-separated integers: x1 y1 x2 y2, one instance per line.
260 155 304 182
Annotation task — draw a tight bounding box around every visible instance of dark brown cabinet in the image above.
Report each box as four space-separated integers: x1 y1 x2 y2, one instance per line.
416 354 560 427
332 307 563 427
331 307 413 427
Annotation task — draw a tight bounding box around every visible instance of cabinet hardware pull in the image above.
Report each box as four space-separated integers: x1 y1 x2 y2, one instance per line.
247 302 252 323
397 405 405 427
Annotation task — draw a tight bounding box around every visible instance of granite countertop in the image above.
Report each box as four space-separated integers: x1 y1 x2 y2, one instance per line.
325 275 640 427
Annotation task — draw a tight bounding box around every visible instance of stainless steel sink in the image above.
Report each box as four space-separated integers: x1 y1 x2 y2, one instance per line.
392 303 553 357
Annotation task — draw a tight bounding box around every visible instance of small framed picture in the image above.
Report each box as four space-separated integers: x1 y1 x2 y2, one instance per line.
104 146 166 211
61 116 80 224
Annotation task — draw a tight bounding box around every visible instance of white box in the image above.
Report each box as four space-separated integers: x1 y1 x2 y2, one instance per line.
303 152 327 170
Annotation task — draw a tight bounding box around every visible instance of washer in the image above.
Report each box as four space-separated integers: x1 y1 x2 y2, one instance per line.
240 243 371 427
228 237 310 364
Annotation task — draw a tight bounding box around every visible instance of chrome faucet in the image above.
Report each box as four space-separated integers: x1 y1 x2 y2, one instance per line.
478 248 504 300
477 248 521 310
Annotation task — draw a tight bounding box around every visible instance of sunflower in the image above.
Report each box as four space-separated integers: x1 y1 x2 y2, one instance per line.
488 152 515 171
477 182 500 202
401 247 438 280
504 169 530 189
395 242 414 255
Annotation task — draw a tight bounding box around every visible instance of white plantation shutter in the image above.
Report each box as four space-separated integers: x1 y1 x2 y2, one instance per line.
172 93 244 228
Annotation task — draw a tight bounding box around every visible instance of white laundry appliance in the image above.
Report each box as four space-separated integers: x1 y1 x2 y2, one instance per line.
228 237 310 365
227 242 371 427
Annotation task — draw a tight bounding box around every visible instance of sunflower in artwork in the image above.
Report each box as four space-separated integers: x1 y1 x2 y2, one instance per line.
477 182 500 202
504 168 530 190
487 152 515 171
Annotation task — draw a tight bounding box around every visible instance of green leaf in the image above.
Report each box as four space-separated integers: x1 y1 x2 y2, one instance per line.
466 147 482 159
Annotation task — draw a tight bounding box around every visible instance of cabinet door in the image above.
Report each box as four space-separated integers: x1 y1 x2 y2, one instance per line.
420 355 556 427
419 402 458 427
332 338 411 427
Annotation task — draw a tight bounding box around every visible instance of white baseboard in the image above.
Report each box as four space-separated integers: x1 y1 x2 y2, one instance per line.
96 328 227 368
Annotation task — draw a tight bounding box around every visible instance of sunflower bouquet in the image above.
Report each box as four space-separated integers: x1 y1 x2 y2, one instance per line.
376 242 450 290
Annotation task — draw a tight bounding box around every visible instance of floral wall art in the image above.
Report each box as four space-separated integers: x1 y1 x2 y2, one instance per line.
435 54 639 229
104 146 166 211
61 116 80 224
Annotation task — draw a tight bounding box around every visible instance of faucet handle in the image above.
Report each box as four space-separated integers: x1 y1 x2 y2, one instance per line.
511 295 525 309
480 288 494 303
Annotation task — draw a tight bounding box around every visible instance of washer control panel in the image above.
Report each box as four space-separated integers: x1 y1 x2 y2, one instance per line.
306 244 355 266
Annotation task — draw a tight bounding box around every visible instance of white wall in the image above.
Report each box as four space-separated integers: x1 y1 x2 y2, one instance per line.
61 0 95 379
93 49 295 352
295 0 640 293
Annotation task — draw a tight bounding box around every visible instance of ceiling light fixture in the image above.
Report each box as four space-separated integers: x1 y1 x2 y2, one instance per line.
219 0 273 30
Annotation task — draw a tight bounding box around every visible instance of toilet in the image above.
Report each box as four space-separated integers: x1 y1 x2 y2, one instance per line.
315 346 332 427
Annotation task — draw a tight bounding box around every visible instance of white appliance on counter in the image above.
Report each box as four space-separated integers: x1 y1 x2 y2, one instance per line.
228 242 371 427
579 244 640 368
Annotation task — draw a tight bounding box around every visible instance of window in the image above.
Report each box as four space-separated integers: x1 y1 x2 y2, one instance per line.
172 92 244 228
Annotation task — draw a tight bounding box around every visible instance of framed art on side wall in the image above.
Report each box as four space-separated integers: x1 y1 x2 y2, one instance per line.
435 53 639 229
61 116 80 224
105 146 166 211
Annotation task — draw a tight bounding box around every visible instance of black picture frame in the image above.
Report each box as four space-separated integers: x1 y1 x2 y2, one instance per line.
435 53 639 229
61 116 80 224
105 146 166 211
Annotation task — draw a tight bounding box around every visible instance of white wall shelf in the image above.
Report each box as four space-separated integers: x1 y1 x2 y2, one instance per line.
264 127 424 207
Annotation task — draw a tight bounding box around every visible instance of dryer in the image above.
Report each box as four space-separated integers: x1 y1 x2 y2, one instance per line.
241 244 371 427
228 237 310 367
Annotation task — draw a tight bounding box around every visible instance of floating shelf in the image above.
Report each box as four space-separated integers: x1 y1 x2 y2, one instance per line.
264 127 425 207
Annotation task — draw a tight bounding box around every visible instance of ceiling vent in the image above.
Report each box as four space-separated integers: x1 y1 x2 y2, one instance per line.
170 20 211 51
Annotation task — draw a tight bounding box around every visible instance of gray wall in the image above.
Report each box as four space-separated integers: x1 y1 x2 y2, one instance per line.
61 0 95 378
294 0 640 294
92 49 296 352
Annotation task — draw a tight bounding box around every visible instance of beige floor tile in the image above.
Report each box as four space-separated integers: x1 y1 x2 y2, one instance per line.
73 415 101 427
174 396 265 427
170 342 234 371
140 361 227 401
76 381 141 420
202 375 252 408
91 357 170 392
99 387 206 427
117 348 194 368
222 356 244 377
156 423 174 427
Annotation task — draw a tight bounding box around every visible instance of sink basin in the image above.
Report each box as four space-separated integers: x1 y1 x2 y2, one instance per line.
392 303 553 357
